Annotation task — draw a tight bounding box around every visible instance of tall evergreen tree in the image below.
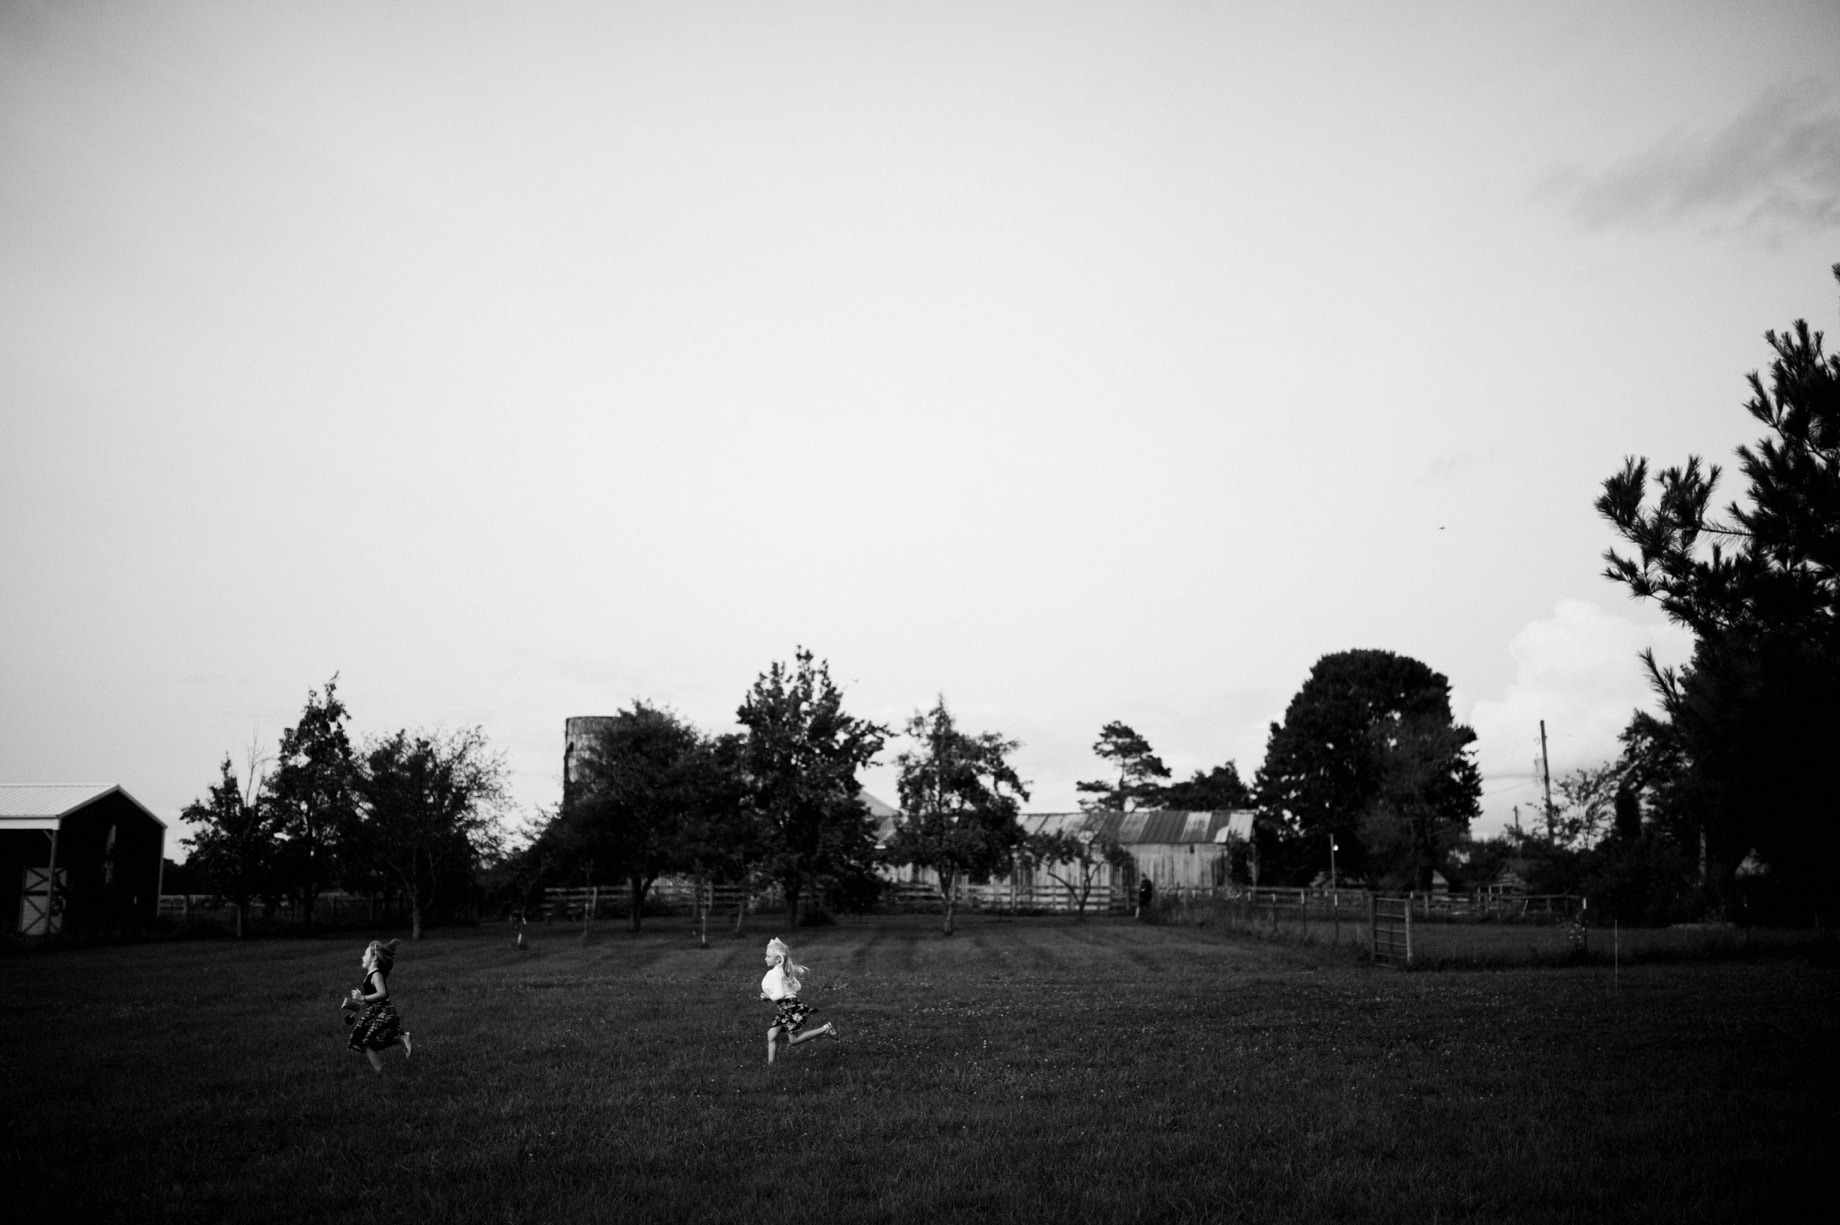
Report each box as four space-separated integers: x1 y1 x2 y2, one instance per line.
1597 265 1840 920
1075 722 1171 811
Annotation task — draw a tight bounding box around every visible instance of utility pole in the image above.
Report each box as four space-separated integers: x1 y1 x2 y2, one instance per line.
1539 719 1555 841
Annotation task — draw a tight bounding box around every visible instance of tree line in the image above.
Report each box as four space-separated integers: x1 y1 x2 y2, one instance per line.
179 268 1838 932
178 676 510 939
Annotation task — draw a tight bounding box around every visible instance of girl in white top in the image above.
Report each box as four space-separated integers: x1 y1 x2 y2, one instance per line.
759 936 837 1064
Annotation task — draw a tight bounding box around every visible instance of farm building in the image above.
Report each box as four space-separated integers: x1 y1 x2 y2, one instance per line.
0 785 166 936
1486 863 1533 899
1017 809 1254 892
876 807 1254 908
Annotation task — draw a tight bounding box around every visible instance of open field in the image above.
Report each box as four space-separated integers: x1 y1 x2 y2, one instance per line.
3 916 1835 1223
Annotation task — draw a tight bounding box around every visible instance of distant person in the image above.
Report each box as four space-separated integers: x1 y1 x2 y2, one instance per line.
1138 876 1155 918
511 909 528 950
759 936 837 1065
344 938 412 1072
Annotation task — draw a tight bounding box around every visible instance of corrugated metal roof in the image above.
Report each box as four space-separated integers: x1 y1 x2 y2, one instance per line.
0 784 166 827
875 807 1253 848
1017 809 1252 845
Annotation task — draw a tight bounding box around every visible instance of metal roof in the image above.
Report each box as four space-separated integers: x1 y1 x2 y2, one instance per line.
0 784 166 829
872 806 1253 847
1018 809 1253 845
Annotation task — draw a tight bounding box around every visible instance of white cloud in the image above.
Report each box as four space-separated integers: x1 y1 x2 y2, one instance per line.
1466 599 1693 835
1546 77 1840 241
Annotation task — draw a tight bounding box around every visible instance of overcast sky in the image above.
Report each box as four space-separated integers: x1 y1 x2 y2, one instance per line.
4 0 1837 855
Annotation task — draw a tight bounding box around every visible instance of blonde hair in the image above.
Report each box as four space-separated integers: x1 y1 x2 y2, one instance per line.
766 937 807 995
365 939 399 975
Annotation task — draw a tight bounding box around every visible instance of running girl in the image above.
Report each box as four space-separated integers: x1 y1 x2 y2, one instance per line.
346 938 413 1072
759 936 836 1064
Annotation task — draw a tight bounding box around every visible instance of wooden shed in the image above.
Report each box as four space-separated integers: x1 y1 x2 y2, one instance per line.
0 785 167 935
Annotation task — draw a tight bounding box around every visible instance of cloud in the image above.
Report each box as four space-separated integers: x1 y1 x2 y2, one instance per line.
1466 599 1693 833
1546 78 1840 240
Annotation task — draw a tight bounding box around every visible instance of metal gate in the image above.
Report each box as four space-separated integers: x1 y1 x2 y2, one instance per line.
1369 893 1412 967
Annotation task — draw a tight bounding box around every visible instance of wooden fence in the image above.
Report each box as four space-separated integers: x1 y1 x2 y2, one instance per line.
156 892 411 928
526 876 1127 921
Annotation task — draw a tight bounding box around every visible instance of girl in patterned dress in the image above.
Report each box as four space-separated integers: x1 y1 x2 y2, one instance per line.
345 938 412 1072
760 936 836 1065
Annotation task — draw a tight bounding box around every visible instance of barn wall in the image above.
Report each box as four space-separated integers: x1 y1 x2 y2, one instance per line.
49 793 166 934
1127 843 1236 889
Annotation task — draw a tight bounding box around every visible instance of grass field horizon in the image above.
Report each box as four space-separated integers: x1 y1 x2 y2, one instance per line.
4 915 1834 1223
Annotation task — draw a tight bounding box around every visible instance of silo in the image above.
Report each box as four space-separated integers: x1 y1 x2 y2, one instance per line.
563 716 617 809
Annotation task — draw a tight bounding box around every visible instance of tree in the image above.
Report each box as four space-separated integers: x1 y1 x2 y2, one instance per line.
1159 761 1253 811
1253 650 1481 887
180 750 275 939
557 702 708 933
672 732 753 945
1358 714 1483 891
736 649 888 924
1596 266 1840 921
1545 763 1622 851
355 726 510 940
267 677 359 930
884 697 1029 936
1019 828 1133 917
1075 722 1171 811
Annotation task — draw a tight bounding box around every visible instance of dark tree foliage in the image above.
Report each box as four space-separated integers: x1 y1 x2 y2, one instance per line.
556 702 711 932
1596 266 1840 922
668 731 754 941
1159 761 1252 811
180 756 276 939
736 649 888 924
1253 650 1480 887
1075 722 1171 811
355 727 509 940
1360 715 1483 891
267 676 359 930
885 698 1029 936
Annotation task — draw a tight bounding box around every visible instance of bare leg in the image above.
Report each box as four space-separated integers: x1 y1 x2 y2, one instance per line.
401 1032 412 1059
766 1025 782 1065
365 1049 384 1073
786 1022 836 1045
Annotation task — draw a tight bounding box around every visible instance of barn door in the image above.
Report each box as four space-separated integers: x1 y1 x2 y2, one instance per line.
20 867 66 936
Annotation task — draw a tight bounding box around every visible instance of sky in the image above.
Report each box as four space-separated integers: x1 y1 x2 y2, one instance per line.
3 0 1837 857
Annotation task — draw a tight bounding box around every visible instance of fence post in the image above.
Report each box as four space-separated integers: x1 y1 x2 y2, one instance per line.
1404 894 1414 966
1367 892 1376 962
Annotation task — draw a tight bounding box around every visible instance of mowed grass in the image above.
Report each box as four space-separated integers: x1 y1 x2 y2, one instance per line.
1180 906 1833 969
2 917 1835 1224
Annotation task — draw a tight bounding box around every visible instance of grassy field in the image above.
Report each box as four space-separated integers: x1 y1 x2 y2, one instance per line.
1154 896 1835 968
2 916 1834 1224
